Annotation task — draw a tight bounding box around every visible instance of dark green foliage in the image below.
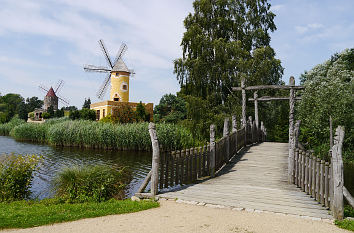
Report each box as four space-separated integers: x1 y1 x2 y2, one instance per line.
335 219 354 231
154 94 186 124
53 165 131 203
47 106 54 118
63 106 78 111
79 108 96 121
17 102 28 121
82 98 91 109
174 0 283 102
69 110 80 120
0 154 40 202
297 48 353 161
54 108 65 118
136 101 147 122
345 206 354 217
0 93 24 123
42 112 50 119
25 97 43 112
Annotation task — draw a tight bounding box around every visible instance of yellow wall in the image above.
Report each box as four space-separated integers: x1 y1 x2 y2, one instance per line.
110 71 129 102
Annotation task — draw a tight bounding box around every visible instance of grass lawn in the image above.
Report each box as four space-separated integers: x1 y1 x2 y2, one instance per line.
0 199 159 230
335 219 354 232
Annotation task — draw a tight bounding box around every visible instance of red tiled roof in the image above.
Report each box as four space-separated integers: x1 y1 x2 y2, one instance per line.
46 87 57 97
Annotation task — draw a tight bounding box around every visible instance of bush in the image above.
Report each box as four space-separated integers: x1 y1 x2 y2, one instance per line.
297 48 353 161
53 165 130 203
42 112 50 119
79 108 96 121
0 116 25 136
0 154 40 202
113 105 136 123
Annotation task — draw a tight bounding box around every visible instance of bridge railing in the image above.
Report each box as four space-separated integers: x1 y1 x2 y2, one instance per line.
290 125 353 220
135 116 266 198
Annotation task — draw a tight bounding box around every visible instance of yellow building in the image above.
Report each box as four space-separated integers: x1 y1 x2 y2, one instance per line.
90 59 153 120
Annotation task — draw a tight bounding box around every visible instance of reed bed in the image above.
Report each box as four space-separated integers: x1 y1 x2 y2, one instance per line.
10 119 195 151
0 117 25 136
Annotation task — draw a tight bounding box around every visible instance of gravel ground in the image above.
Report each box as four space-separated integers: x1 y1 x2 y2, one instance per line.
2 200 350 233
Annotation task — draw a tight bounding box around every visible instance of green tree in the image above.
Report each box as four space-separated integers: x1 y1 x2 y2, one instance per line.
79 108 96 121
63 106 78 111
25 97 43 112
154 94 187 123
47 106 54 118
297 48 353 161
82 98 91 109
54 108 65 118
174 0 283 102
0 93 24 121
18 102 28 121
135 101 147 122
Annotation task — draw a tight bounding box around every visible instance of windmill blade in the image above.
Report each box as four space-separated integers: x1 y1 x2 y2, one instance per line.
97 73 111 99
83 64 111 73
98 39 113 69
38 85 49 94
55 79 64 94
113 43 128 66
129 69 135 77
57 95 70 106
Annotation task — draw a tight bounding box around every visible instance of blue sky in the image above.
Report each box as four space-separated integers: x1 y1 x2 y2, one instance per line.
0 0 353 108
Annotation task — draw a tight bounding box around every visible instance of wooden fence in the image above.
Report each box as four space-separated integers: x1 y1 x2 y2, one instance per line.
290 125 353 220
136 116 266 198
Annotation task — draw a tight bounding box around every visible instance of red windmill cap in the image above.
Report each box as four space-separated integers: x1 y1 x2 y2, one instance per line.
46 87 57 97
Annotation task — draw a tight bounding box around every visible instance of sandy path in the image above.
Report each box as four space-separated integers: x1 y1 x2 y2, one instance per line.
2 200 350 233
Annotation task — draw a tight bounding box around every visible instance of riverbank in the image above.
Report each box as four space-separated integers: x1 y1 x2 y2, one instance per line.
1 200 349 233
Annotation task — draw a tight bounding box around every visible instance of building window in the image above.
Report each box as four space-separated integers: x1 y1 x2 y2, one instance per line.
114 98 119 101
122 84 127 90
96 110 100 120
103 109 105 118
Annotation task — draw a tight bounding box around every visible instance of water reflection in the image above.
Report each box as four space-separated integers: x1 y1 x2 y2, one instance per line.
0 136 151 199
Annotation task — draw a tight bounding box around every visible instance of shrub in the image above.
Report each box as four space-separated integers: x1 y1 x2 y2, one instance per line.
113 105 136 123
42 112 50 119
53 165 130 202
79 108 96 121
0 154 40 202
0 116 25 136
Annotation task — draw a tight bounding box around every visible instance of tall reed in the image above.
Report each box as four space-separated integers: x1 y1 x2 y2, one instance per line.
10 118 195 151
0 117 25 136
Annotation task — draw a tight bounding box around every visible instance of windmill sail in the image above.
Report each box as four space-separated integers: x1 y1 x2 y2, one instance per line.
98 39 113 69
113 43 127 66
84 65 111 73
55 79 64 94
97 73 111 99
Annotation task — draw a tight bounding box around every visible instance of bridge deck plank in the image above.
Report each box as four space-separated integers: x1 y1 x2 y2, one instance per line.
159 142 332 219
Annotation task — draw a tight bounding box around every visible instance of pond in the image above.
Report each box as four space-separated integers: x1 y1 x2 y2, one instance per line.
0 136 152 200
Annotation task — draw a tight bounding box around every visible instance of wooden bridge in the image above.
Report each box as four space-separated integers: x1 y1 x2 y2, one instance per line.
158 142 332 219
135 77 353 220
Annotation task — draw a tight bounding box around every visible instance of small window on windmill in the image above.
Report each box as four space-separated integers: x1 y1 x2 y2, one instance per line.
114 93 119 102
122 84 127 90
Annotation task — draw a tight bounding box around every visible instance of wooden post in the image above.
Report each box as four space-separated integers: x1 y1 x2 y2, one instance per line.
305 152 309 194
223 117 230 162
232 115 238 153
330 116 333 149
288 76 295 184
324 162 329 208
316 158 320 202
149 122 160 196
241 77 246 128
254 91 259 130
260 121 265 141
295 148 299 186
331 126 345 220
312 155 316 197
210 124 216 177
248 116 253 144
320 160 325 205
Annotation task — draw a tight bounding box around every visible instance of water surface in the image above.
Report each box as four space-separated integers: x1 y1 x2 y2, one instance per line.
0 136 151 199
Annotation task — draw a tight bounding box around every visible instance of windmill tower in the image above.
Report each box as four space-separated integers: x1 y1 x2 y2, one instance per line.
39 80 69 110
84 39 134 102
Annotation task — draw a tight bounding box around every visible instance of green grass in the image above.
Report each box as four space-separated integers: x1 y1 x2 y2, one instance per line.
335 219 354 231
0 199 159 229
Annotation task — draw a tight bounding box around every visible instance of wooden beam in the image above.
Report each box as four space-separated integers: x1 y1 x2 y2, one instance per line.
248 96 302 101
232 85 304 91
241 77 246 127
343 186 354 208
149 123 160 196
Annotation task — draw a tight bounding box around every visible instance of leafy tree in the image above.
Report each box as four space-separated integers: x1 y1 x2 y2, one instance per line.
69 110 80 120
154 94 187 123
135 102 147 122
47 106 54 118
112 105 136 123
18 102 28 121
25 97 43 112
297 48 353 161
172 0 283 140
42 112 51 119
174 0 283 102
63 106 78 111
82 98 91 109
79 108 96 121
54 108 65 118
0 93 24 121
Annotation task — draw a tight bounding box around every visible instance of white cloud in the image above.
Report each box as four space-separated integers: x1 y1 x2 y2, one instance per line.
270 4 284 12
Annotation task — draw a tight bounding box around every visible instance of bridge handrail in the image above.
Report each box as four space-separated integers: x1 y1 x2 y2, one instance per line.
290 124 352 220
135 116 266 198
